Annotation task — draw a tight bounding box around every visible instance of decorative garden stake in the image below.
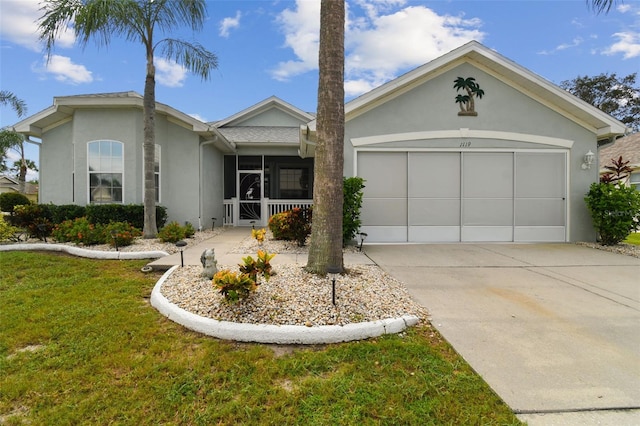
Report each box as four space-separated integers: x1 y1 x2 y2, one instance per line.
175 240 187 267
327 265 341 305
454 77 485 116
200 248 218 279
358 232 368 252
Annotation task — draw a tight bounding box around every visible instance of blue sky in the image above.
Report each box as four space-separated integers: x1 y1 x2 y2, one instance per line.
1 0 639 180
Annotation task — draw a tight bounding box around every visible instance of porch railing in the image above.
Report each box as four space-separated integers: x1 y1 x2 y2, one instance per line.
222 198 313 227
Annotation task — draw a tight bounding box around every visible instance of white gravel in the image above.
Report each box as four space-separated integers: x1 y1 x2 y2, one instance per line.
160 263 429 327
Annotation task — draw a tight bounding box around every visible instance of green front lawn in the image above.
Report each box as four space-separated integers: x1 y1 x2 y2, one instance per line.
0 252 521 425
624 233 640 245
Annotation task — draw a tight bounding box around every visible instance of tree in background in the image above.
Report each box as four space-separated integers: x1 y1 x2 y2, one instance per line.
561 73 640 133
38 0 218 238
306 0 345 275
0 90 34 193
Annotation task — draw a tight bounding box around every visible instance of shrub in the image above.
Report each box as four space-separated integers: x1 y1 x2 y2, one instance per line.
85 204 167 229
239 250 275 283
10 204 53 239
268 207 312 246
184 221 196 238
50 204 86 225
343 177 365 245
103 221 142 247
157 221 189 243
213 270 258 303
0 215 21 242
51 217 104 245
0 192 30 213
585 182 640 245
251 228 266 244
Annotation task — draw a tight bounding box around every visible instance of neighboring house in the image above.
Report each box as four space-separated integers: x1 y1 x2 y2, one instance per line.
599 132 640 190
0 175 38 203
12 41 626 243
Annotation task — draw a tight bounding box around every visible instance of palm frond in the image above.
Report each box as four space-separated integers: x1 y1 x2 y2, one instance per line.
157 39 218 80
0 91 27 117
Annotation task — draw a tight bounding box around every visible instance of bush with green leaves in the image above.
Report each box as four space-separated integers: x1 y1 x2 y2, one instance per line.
86 204 167 229
268 207 312 246
239 250 276 283
50 204 86 224
213 269 258 303
157 221 195 243
51 217 105 246
0 192 30 213
585 182 640 245
10 204 53 239
343 177 365 245
103 221 142 247
0 215 21 242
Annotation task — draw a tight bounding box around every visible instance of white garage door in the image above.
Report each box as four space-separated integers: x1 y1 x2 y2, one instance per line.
358 151 567 242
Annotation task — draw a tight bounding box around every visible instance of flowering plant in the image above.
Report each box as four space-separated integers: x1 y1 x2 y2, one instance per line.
251 228 266 244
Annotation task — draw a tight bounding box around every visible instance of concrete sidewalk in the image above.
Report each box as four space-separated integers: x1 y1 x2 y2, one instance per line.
146 227 374 270
365 243 640 426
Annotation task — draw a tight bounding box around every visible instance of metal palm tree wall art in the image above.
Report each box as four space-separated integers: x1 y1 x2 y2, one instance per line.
454 77 485 116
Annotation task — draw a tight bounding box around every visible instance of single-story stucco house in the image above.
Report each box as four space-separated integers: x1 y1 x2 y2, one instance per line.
12 41 627 243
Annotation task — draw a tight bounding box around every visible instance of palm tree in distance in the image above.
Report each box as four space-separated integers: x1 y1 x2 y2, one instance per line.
0 90 31 193
38 0 218 238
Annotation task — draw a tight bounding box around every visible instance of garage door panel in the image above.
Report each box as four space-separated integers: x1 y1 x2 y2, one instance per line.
515 199 565 226
463 199 513 226
358 152 406 198
409 199 460 226
463 153 513 198
361 199 407 226
516 153 566 198
409 153 460 198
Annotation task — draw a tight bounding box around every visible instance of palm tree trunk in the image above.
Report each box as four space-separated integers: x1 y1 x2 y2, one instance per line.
18 139 27 194
142 54 158 238
306 0 345 275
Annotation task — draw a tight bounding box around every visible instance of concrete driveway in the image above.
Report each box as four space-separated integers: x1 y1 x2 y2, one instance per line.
364 243 640 423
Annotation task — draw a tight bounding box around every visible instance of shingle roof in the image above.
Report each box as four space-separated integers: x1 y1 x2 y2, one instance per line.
217 126 300 144
600 133 640 169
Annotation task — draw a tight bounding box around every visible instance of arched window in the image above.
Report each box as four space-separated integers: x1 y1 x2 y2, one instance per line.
88 140 123 204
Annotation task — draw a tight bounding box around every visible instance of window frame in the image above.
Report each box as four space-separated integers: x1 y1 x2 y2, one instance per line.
87 140 124 204
630 171 640 190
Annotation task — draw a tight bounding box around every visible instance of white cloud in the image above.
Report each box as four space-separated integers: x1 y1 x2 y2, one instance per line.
616 4 632 13
603 31 640 59
271 0 484 96
155 57 187 88
219 11 242 38
0 0 75 51
32 55 93 84
189 113 207 122
272 0 321 82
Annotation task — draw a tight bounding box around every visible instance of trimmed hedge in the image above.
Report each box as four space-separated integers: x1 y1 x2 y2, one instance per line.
0 192 30 213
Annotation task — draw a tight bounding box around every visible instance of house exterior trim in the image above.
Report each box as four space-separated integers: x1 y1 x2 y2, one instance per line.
351 130 574 149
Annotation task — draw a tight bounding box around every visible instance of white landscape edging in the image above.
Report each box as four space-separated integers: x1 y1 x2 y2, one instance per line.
0 243 168 260
151 265 420 345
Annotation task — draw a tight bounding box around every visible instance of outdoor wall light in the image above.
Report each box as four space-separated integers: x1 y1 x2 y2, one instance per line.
582 150 595 170
327 265 342 305
358 232 368 252
110 230 119 252
175 240 187 267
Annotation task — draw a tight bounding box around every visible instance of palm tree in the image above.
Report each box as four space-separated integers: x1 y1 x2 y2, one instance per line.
306 0 345 275
0 90 31 193
0 91 27 117
453 77 484 115
38 0 218 238
588 0 618 13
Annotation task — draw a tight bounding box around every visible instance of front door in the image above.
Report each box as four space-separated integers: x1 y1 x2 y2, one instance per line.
238 171 263 226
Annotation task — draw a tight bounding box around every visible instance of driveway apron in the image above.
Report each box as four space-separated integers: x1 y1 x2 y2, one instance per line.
364 243 640 417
